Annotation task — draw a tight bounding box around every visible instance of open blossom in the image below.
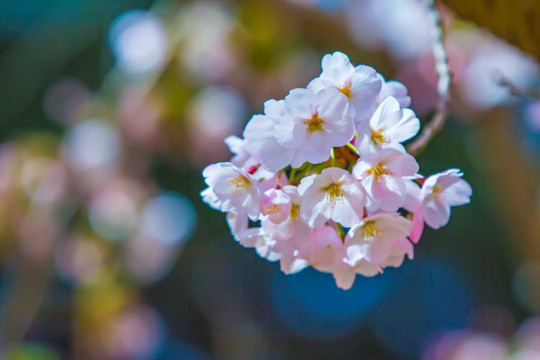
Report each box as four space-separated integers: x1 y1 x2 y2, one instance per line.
201 162 261 219
333 258 383 290
298 167 366 228
307 51 382 124
333 214 413 290
275 87 354 165
242 99 304 172
307 225 344 273
259 188 292 224
226 211 281 261
382 237 414 268
353 148 419 212
200 51 472 290
421 169 473 229
356 96 420 155
376 73 411 108
344 213 413 265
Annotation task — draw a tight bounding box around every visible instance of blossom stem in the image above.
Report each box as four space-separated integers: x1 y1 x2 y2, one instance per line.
330 148 336 167
288 168 296 184
335 223 346 240
346 142 358 153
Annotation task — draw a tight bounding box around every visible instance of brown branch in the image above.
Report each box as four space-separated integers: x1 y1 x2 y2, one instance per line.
407 0 450 156
496 72 540 100
407 102 449 156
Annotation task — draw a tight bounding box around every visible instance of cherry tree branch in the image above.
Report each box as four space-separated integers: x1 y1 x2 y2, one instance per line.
407 0 450 156
496 72 540 100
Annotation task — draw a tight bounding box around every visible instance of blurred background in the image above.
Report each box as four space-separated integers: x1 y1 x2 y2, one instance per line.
0 0 538 359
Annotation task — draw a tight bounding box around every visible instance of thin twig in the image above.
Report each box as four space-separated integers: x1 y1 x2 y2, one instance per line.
407 0 450 156
495 72 540 100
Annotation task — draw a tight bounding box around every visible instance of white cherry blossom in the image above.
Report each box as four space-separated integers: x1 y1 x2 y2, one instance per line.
259 188 292 224
382 237 414 268
307 51 381 124
344 213 413 265
352 149 419 212
201 162 261 219
333 259 382 290
421 169 472 229
376 73 411 108
243 99 305 172
276 87 354 165
298 167 366 227
356 96 420 155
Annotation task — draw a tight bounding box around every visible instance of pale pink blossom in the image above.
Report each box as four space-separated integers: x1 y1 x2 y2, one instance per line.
356 96 420 155
382 237 414 268
224 135 276 180
201 162 261 219
377 74 411 108
421 169 472 229
280 225 341 276
298 167 366 227
307 51 381 123
264 185 311 239
344 213 412 265
243 99 304 171
276 87 354 165
259 188 292 224
261 186 313 274
224 135 254 167
333 259 382 290
226 211 281 261
308 225 344 273
352 149 419 212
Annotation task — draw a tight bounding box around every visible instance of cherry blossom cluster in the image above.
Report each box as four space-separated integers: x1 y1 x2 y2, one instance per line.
201 51 472 290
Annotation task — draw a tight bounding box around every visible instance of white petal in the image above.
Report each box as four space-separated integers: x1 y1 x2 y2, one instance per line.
370 97 401 129
333 268 356 290
281 257 309 274
384 108 420 142
285 88 314 119
445 179 472 206
259 139 295 172
316 87 349 122
320 51 354 85
423 200 450 229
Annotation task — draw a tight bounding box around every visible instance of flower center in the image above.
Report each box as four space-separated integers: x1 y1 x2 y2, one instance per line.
367 164 391 181
370 128 386 145
265 204 280 212
290 204 300 221
304 114 325 133
227 175 249 195
432 185 445 202
338 83 352 99
322 182 344 208
360 220 382 242
323 182 343 199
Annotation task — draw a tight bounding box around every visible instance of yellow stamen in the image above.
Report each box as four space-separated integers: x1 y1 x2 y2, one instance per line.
370 128 386 145
338 83 352 99
360 220 382 242
304 114 325 133
227 175 249 195
290 204 300 221
323 182 344 199
322 182 344 208
367 164 391 181
265 204 280 212
432 185 444 202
